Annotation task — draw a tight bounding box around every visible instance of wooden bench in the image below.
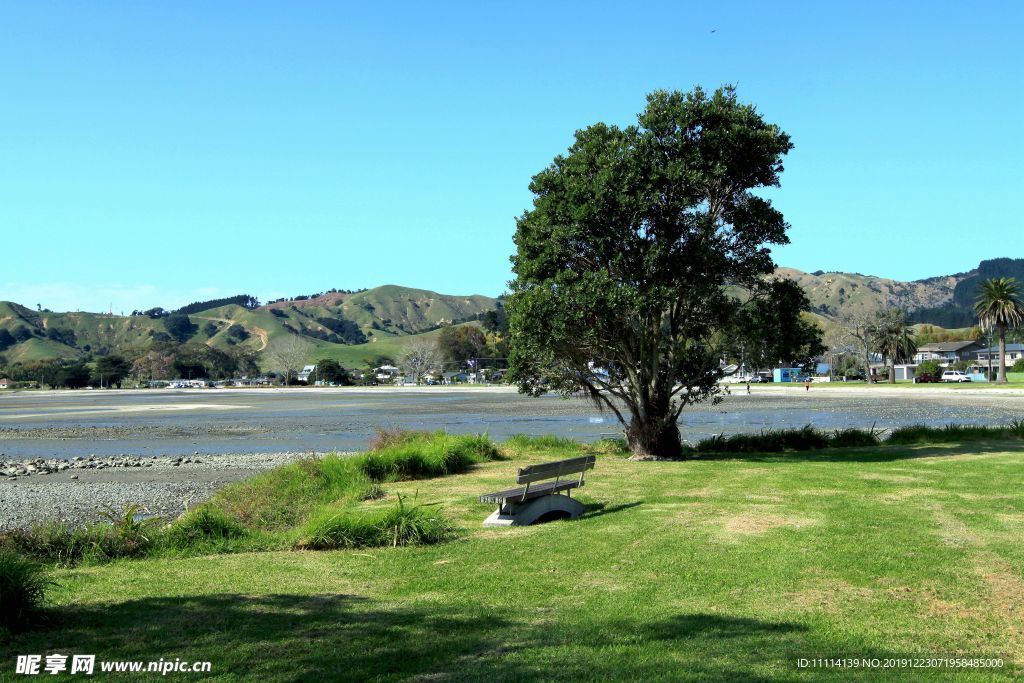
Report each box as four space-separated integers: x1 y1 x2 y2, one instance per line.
479 455 596 527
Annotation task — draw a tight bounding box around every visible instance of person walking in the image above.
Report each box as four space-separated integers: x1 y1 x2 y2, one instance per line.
746 380 751 395
804 378 811 391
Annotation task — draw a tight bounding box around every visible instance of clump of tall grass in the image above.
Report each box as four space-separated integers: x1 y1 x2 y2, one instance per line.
829 427 883 448
200 432 496 536
504 434 582 454
354 431 500 481
694 425 831 454
201 455 381 531
589 437 631 456
3 504 160 565
887 421 1024 445
295 495 453 550
0 549 51 632
689 420 1022 456
369 426 423 451
167 508 246 549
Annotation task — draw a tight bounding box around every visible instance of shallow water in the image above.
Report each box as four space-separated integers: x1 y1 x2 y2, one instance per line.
0 388 1021 458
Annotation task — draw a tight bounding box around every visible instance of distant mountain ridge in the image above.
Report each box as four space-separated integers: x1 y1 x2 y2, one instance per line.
776 258 1024 325
0 285 499 365
2 259 1020 365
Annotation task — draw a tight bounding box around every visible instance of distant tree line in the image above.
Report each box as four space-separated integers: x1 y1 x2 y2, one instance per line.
174 294 260 315
0 339 260 389
265 288 367 305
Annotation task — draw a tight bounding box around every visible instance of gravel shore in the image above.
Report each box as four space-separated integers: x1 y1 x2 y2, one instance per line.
0 452 313 530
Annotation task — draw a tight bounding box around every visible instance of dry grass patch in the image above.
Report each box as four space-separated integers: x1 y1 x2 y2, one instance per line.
860 472 927 484
783 569 876 615
929 507 982 547
716 509 816 538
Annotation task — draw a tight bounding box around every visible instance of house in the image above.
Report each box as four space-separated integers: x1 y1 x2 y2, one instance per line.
974 344 1024 369
0 378 11 389
442 371 468 384
297 364 317 382
374 365 401 382
913 340 986 365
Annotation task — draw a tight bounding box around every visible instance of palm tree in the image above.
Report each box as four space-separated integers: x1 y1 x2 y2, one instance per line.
871 310 918 384
974 277 1024 384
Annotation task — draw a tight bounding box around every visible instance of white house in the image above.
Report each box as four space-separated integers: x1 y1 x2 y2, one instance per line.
298 364 317 382
374 365 401 381
975 344 1024 369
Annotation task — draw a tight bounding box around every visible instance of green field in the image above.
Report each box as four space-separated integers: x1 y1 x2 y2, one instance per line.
5 438 1024 680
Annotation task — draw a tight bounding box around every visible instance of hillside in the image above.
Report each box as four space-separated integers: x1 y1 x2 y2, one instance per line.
0 286 498 368
3 258 1021 367
776 258 1024 324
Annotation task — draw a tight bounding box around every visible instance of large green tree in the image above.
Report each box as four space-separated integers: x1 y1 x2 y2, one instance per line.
507 86 811 457
974 277 1024 384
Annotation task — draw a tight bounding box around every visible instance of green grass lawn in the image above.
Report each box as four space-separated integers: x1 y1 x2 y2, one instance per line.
5 440 1024 680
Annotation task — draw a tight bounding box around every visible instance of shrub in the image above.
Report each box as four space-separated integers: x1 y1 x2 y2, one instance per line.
0 549 51 632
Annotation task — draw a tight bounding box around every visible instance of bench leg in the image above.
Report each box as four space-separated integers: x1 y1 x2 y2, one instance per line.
482 495 586 527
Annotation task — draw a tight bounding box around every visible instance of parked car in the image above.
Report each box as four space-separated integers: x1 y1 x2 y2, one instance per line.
914 373 942 384
941 370 971 383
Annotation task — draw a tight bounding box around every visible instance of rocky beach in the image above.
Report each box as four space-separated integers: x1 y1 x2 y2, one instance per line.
0 452 309 530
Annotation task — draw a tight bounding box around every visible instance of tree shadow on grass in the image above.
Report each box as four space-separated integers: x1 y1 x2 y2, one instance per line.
2 593 917 682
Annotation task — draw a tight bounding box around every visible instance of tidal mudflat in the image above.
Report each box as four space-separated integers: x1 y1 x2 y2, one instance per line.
1 386 1022 528
2 385 1022 459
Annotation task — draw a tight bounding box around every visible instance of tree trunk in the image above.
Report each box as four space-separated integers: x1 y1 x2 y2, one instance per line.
626 415 682 458
888 362 896 384
998 323 1008 384
863 350 872 383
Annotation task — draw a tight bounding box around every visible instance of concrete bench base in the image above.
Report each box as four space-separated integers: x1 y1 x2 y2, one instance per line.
482 494 586 527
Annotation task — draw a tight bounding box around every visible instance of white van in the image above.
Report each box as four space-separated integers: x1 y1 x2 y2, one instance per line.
941 370 971 383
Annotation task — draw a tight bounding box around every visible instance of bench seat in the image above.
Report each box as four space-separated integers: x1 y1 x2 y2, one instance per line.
478 478 583 505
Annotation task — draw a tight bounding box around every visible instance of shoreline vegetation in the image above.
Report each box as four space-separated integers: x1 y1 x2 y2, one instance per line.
3 427 1023 677
3 422 1023 560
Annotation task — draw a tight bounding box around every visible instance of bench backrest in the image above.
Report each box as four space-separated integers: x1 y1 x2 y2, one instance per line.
517 455 596 485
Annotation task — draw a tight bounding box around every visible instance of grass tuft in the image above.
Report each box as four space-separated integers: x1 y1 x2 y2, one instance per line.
887 421 1024 445
167 508 246 549
295 495 453 550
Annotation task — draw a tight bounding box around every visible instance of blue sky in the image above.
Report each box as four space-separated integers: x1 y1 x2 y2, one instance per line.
1 1 1021 313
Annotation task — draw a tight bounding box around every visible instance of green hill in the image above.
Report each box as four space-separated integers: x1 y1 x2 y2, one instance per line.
0 285 498 368
778 258 1024 326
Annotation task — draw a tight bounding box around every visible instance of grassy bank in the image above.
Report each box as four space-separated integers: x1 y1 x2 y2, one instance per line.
3 430 1024 679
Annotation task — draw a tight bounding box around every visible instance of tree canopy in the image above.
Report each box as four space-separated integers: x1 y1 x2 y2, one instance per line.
507 86 817 456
